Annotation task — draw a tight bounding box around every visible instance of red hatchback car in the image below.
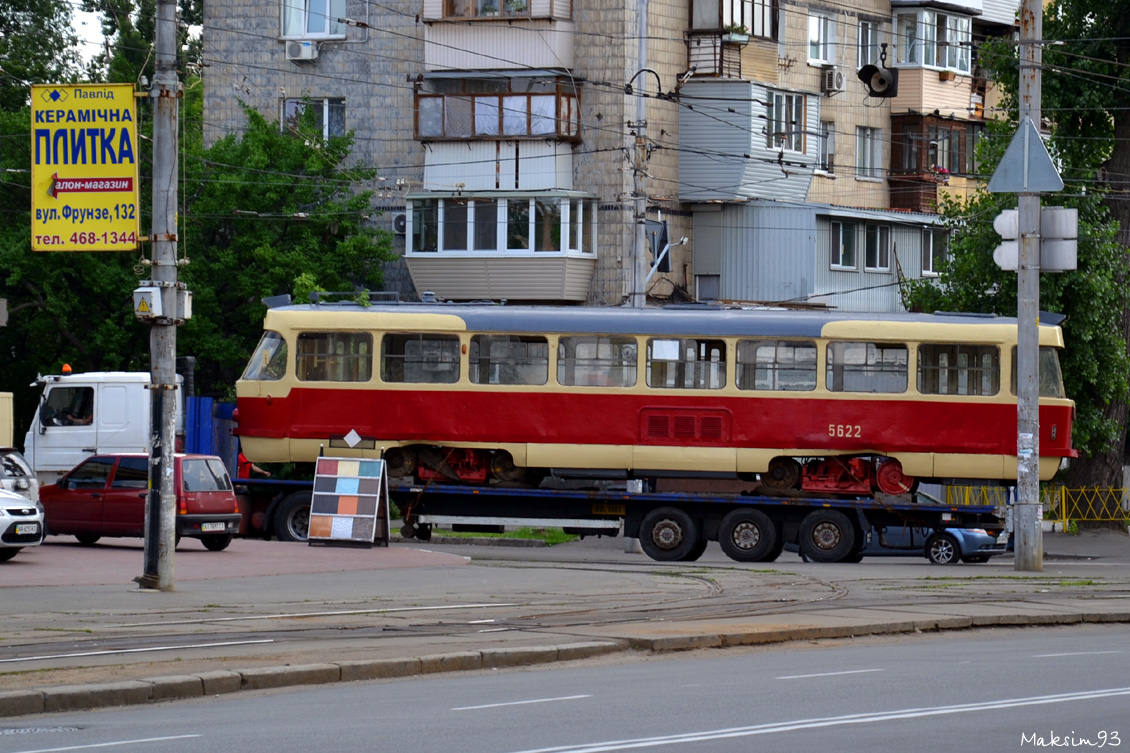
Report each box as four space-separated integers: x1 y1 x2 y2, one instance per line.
42 454 241 551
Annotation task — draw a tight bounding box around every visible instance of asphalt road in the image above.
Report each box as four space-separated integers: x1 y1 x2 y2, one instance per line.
3 624 1127 753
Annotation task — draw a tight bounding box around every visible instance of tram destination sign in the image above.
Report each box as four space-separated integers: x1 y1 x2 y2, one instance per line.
30 84 140 252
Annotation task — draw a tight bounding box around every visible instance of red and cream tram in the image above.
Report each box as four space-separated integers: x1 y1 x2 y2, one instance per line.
234 299 1075 495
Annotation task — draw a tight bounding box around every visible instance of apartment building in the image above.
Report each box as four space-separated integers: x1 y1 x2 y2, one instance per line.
202 0 1015 309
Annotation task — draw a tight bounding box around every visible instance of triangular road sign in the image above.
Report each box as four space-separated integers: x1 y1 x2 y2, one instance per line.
988 116 1064 193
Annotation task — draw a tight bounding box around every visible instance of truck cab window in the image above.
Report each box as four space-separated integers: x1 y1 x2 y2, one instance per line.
42 386 94 426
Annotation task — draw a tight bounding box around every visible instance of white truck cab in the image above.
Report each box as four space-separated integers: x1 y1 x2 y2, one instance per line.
23 371 183 486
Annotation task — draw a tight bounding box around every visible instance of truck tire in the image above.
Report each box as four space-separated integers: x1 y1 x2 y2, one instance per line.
717 508 777 562
926 533 961 564
273 492 312 542
201 533 233 551
680 537 709 561
75 534 101 546
638 507 699 561
798 509 856 563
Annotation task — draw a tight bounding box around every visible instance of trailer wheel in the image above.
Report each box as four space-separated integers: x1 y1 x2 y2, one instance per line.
638 507 699 561
926 533 961 564
718 508 777 562
200 533 233 552
798 510 856 562
273 492 311 542
415 524 432 542
680 537 709 561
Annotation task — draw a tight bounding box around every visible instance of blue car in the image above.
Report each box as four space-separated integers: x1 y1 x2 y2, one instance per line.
863 525 1007 564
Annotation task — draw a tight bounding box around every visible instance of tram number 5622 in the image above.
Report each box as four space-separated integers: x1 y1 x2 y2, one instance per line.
828 424 862 438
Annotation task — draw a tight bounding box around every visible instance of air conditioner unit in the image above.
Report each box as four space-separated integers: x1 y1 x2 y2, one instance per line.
286 40 319 61
822 66 846 94
392 213 407 235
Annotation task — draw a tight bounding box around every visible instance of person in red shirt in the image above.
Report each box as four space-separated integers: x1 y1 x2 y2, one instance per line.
237 452 270 479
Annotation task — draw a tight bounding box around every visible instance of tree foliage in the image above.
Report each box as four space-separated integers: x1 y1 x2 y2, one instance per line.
904 5 1130 483
0 0 81 111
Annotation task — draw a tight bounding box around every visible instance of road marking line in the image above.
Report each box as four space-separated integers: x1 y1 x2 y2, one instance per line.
1033 650 1123 658
503 686 1130 753
0 639 274 664
776 668 884 680
454 695 592 711
8 734 199 752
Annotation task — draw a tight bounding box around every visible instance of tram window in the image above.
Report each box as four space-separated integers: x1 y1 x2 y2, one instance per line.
242 331 287 381
469 335 549 385
646 338 725 389
826 341 908 393
918 344 999 396
382 333 460 384
1009 346 1066 398
296 332 373 382
557 336 637 388
736 340 817 391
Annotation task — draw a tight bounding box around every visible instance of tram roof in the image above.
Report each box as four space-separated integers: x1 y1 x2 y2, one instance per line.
264 301 1065 344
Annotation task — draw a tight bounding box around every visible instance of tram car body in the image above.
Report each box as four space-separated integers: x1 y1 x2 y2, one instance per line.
234 300 1075 495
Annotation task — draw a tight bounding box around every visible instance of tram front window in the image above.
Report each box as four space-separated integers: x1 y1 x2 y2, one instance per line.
242 331 288 381
1010 346 1067 398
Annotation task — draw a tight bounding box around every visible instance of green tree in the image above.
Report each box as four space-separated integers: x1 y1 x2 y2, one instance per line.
904 7 1130 486
0 0 80 111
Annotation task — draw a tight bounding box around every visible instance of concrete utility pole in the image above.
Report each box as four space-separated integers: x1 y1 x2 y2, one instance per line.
1014 0 1044 571
628 0 649 309
138 0 181 590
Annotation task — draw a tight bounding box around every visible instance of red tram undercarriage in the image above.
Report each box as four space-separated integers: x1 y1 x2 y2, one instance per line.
384 445 919 497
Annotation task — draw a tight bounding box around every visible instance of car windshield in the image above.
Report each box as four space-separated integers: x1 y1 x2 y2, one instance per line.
1 451 32 477
182 458 234 492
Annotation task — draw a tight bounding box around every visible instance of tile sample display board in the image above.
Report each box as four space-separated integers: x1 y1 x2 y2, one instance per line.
308 457 391 547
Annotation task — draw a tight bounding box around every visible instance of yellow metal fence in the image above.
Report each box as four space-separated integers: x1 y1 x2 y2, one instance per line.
946 485 1130 525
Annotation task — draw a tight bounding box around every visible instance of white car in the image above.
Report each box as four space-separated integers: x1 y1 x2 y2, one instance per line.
1 447 40 503
0 487 45 562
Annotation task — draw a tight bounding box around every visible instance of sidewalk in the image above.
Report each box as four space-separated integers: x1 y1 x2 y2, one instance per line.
1 530 1127 718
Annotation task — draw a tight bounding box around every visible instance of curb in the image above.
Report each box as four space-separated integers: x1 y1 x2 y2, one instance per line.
5 610 1130 719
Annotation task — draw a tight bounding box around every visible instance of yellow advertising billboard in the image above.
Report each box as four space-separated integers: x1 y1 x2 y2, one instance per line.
30 84 141 252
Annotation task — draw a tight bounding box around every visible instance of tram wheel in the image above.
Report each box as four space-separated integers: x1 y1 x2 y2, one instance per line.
761 457 801 491
875 458 917 495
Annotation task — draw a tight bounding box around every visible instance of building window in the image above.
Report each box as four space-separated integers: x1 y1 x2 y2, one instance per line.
831 221 857 269
966 122 985 175
856 126 882 179
416 78 580 141
865 224 890 271
923 228 948 275
895 10 971 73
859 20 879 67
444 0 530 17
409 196 597 255
818 121 835 173
283 98 345 140
766 91 804 152
694 0 778 40
808 14 835 64
282 0 345 37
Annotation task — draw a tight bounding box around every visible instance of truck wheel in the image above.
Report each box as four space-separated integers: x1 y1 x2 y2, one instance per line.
273 492 311 542
926 533 961 564
718 508 777 562
680 537 709 561
638 507 699 561
798 510 856 563
75 534 101 546
201 533 233 552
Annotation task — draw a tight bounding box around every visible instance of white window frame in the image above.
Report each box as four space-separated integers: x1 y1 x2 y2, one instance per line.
808 14 836 65
859 20 879 68
895 10 971 73
282 0 346 38
818 120 835 173
831 221 857 269
865 224 890 271
856 126 882 180
766 91 805 153
282 97 346 140
922 228 948 276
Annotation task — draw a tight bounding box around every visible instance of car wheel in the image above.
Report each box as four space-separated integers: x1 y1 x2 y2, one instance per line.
798 509 856 563
927 533 961 564
200 533 233 552
0 548 19 562
638 507 699 561
273 492 311 542
75 533 101 546
717 508 777 562
962 554 990 564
